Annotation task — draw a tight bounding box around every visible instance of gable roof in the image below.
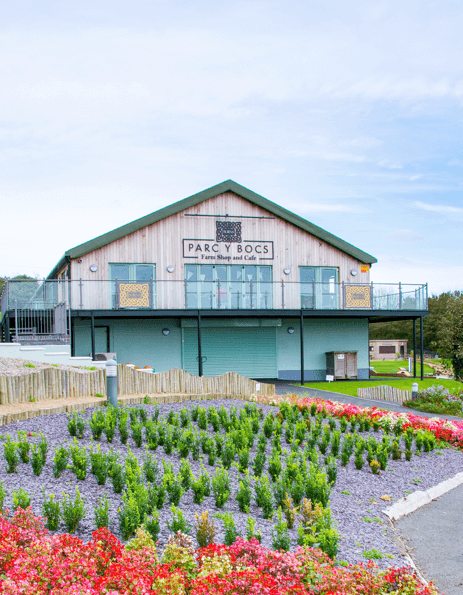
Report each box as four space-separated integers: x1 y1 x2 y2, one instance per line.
48 180 377 278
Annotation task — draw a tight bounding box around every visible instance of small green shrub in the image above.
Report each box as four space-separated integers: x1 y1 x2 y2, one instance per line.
272 507 290 552
236 470 252 513
0 482 5 512
119 491 141 541
246 516 262 543
212 465 231 508
12 487 31 510
61 486 86 534
214 511 238 546
167 504 191 534
89 409 106 440
144 511 160 541
17 432 30 463
42 489 60 531
3 438 19 473
31 445 45 476
95 492 110 529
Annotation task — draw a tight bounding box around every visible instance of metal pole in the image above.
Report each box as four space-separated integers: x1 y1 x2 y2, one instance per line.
91 314 96 361
198 312 203 377
106 359 118 407
250 279 253 309
281 280 285 309
14 301 18 343
420 316 424 381
413 319 417 378
184 280 188 309
5 313 10 342
300 310 304 386
79 279 83 309
398 282 402 310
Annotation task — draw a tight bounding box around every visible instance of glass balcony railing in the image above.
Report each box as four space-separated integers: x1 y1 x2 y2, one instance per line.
1 279 428 314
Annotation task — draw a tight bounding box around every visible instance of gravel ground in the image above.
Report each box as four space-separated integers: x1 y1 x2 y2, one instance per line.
0 357 95 377
1 398 462 569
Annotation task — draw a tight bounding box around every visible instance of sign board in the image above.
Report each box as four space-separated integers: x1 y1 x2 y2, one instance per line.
343 284 372 309
326 374 334 382
360 264 370 273
183 239 274 261
337 354 345 360
117 282 152 308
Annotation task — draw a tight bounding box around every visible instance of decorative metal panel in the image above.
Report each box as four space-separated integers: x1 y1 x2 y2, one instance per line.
216 221 241 243
117 282 152 308
344 285 372 309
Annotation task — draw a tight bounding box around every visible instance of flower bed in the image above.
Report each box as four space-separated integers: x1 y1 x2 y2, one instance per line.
255 394 463 450
402 385 463 418
0 508 439 594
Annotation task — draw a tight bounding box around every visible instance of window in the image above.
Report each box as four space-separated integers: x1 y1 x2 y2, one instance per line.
185 265 272 309
379 345 395 354
109 263 156 308
299 267 339 309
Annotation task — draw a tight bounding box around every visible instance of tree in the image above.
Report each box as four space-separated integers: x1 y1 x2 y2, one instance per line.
438 292 463 380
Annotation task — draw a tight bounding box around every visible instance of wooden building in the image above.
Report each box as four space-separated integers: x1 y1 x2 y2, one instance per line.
0 180 429 380
369 339 408 360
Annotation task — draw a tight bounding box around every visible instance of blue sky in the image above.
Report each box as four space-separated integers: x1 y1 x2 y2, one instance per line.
1 0 463 295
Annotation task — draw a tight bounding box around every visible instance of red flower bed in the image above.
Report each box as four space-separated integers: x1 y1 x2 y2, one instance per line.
255 394 463 450
0 508 440 594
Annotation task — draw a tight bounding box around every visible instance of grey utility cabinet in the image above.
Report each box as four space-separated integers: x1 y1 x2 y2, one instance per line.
326 351 358 380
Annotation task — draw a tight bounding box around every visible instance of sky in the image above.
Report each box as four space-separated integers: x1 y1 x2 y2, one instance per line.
1 0 463 296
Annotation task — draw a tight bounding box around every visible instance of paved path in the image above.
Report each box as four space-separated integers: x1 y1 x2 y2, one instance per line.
273 382 463 593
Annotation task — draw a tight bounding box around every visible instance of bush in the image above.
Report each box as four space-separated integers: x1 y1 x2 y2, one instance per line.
95 492 110 529
0 481 5 512
212 466 231 508
17 431 30 463
271 507 290 551
42 489 60 531
12 487 31 510
53 444 69 478
195 510 216 548
3 438 19 473
31 444 45 476
144 511 161 541
61 486 86 534
236 471 252 513
69 438 88 480
168 504 191 535
90 444 109 485
214 511 238 546
119 491 141 540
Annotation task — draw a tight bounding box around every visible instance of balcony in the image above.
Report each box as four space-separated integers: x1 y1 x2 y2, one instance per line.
1 279 428 315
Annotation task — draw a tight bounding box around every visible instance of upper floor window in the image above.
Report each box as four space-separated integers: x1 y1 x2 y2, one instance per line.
109 263 156 308
185 264 272 309
299 267 339 309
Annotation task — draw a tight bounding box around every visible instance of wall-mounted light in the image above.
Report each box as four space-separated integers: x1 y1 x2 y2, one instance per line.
167 265 175 273
283 268 291 275
162 328 170 336
287 327 295 334
90 264 98 272
350 269 358 276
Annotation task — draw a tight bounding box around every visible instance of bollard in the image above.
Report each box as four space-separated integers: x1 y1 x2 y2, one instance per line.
106 359 118 407
412 382 418 401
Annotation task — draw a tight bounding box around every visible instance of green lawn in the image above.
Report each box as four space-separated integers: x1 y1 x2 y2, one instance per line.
370 360 435 375
295 378 462 398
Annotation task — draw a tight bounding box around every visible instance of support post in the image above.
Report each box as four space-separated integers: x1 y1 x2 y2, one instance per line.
413 319 417 378
420 316 424 381
5 314 10 343
198 312 203 377
91 314 96 362
300 310 304 386
106 359 118 407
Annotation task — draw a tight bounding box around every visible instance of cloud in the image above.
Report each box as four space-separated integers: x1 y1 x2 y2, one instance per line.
387 229 424 242
415 201 463 214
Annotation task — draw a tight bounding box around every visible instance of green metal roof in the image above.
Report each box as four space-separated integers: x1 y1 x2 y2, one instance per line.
48 180 377 278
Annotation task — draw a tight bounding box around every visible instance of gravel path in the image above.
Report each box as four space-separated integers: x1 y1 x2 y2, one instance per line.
1 399 462 570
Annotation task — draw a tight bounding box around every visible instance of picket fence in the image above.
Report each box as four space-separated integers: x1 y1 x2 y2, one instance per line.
358 385 411 403
0 365 274 406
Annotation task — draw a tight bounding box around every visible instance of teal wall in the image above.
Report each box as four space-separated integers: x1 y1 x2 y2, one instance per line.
72 316 368 379
73 318 182 371
277 318 369 380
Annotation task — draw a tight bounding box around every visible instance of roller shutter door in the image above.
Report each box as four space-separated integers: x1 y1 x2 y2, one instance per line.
182 327 277 378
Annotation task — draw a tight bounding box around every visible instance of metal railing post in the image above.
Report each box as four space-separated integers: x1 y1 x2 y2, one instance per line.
399 282 402 309
184 280 188 309
250 279 253 309
14 300 18 342
281 280 285 309
79 279 83 309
